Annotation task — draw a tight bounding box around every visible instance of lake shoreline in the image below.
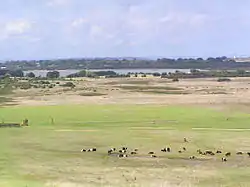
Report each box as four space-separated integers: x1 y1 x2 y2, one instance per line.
24 68 196 77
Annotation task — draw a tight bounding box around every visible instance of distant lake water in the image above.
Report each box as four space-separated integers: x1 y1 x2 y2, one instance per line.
24 69 195 77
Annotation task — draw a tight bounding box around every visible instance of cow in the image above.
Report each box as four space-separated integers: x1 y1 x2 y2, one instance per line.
236 151 243 155
189 156 195 159
161 148 167 152
222 157 227 162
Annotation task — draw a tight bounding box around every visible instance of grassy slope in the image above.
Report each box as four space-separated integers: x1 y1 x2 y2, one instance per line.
0 105 250 186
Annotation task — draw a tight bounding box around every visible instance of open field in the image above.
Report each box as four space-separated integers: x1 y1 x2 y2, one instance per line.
1 77 250 186
0 77 249 108
0 105 250 187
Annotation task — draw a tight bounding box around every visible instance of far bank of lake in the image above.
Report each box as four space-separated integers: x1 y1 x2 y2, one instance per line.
24 68 196 77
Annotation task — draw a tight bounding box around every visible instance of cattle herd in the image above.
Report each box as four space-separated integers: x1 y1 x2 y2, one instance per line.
80 138 250 162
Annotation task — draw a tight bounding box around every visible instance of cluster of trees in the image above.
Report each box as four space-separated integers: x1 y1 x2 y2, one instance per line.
2 68 250 80
3 56 250 70
0 69 24 78
66 70 126 78
0 70 61 79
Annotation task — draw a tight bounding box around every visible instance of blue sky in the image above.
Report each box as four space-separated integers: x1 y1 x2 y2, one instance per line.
1 0 250 60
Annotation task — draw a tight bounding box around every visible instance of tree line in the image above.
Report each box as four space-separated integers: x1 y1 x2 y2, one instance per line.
2 56 250 70
2 69 250 79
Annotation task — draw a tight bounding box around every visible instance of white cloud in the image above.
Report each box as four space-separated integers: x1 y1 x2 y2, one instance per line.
114 39 125 46
158 13 208 28
89 25 104 37
5 20 32 35
71 18 88 27
47 0 70 7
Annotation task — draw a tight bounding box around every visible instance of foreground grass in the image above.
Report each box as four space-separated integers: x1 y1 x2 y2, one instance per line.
0 104 250 186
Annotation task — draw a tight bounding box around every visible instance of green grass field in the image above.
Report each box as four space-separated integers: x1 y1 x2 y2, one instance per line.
0 104 250 187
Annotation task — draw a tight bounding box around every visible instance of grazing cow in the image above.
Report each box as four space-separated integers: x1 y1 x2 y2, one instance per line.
123 154 128 158
151 155 157 158
178 150 182 153
247 152 250 157
118 154 124 158
134 149 138 152
87 148 97 152
182 147 186 151
222 157 227 162
236 151 243 155
108 148 116 154
197 149 203 154
119 150 126 153
131 151 137 155
167 147 171 152
189 156 195 159
148 152 155 155
184 138 188 143
161 148 167 152
225 152 231 157
216 150 222 154
122 147 128 151
205 151 214 155
81 149 86 152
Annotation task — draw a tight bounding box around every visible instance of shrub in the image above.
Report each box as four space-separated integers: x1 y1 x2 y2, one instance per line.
61 82 75 88
19 83 32 90
46 71 60 79
172 78 179 82
48 84 54 88
153 72 161 77
26 72 36 78
40 81 50 84
217 78 231 82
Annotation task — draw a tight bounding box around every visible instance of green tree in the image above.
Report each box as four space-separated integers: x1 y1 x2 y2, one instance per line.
46 71 60 79
26 72 36 78
9 70 24 77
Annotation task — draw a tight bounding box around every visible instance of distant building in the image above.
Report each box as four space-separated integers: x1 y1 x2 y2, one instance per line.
228 56 250 62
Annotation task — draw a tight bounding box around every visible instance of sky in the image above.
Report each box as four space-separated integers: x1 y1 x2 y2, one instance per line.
1 0 250 60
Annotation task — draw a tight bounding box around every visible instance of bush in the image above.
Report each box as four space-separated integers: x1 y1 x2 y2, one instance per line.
153 72 161 77
19 83 32 90
217 78 231 82
40 81 50 84
172 78 179 82
161 75 168 78
26 72 36 78
46 71 60 79
61 82 75 88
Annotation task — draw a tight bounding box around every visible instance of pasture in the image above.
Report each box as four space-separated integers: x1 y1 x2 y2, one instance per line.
1 104 250 187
